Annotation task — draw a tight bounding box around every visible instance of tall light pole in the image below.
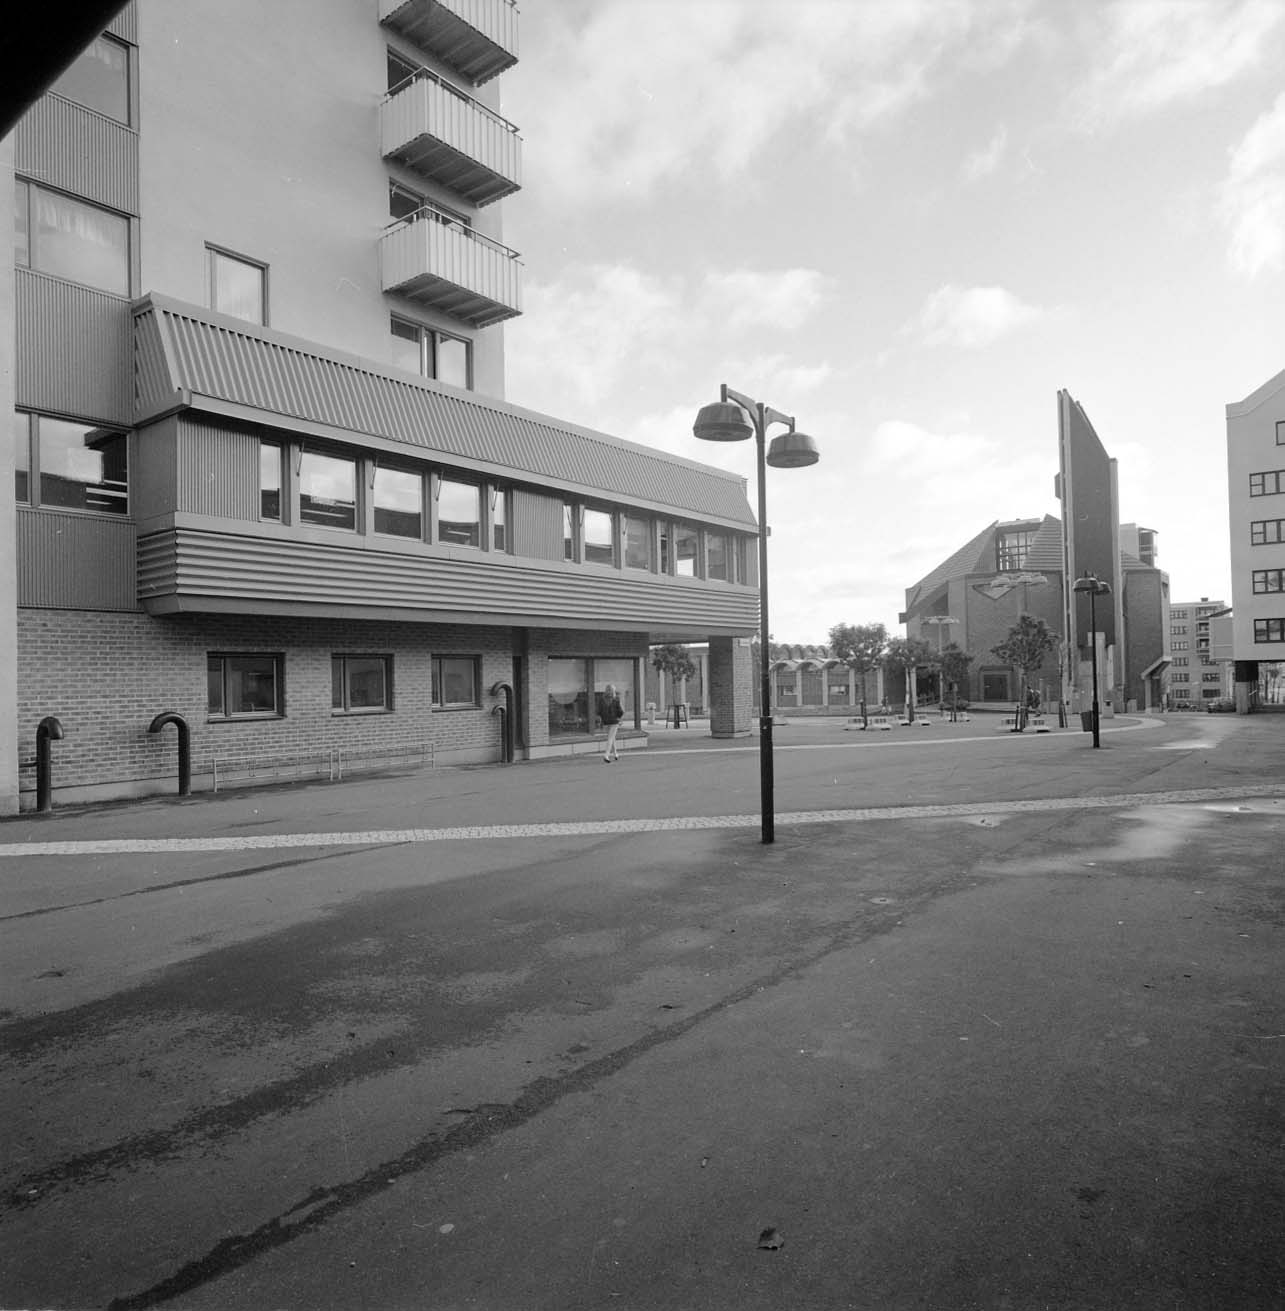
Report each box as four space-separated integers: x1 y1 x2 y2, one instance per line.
1072 573 1111 748
693 385 819 844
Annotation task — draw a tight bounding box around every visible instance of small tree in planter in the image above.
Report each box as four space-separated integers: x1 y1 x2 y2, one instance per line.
651 644 698 725
827 621 887 728
939 642 973 722
883 636 934 722
991 614 1059 730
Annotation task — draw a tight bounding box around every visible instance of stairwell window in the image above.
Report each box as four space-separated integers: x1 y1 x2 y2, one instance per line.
208 246 267 325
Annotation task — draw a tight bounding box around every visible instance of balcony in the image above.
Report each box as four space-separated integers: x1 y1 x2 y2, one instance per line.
382 71 520 207
381 206 521 326
379 0 518 86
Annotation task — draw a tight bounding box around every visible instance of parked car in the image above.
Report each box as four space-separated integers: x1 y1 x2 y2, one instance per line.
1205 698 1236 713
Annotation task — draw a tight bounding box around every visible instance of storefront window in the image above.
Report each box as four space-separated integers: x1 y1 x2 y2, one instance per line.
548 658 589 736
594 659 636 726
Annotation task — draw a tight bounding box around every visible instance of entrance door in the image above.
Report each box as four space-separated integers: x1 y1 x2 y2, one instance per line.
982 670 1009 702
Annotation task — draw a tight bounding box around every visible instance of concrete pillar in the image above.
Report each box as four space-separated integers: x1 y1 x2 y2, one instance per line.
708 636 752 738
1 139 18 815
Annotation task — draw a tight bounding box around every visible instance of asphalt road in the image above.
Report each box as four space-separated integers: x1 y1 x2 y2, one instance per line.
1 711 1282 1310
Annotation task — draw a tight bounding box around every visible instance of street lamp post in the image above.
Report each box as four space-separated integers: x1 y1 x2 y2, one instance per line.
1072 573 1112 748
693 384 819 844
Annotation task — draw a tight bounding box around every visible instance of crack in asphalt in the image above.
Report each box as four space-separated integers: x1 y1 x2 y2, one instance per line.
102 898 923 1310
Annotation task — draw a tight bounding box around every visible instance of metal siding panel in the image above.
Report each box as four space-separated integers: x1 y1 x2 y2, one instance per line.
15 270 132 425
108 2 137 43
177 418 259 519
141 529 756 632
17 509 138 610
133 416 179 522
14 95 139 215
133 306 179 417
512 489 564 560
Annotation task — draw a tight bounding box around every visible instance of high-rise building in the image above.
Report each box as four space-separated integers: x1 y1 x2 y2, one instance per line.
2 1 760 811
1166 599 1230 709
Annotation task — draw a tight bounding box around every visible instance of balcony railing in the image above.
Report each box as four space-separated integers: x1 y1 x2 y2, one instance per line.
379 0 518 86
381 204 521 326
382 69 521 206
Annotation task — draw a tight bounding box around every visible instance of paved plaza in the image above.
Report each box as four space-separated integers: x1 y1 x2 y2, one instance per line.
1 711 1282 1309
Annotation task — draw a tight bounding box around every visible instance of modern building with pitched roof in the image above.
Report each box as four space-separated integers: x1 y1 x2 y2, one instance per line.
2 1 760 811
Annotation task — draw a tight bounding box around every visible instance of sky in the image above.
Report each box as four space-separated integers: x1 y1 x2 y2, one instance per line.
499 0 1285 645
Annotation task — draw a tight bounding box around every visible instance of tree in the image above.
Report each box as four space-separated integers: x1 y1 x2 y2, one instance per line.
991 614 1059 730
827 621 887 727
651 644 697 724
938 642 973 722
883 636 934 722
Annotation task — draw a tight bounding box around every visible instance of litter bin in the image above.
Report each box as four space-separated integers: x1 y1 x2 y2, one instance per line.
1080 710 1094 732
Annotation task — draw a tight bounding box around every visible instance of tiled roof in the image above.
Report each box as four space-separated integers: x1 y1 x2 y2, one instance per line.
133 294 756 529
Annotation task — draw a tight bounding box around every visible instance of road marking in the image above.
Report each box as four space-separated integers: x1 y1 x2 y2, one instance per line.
1 785 1280 857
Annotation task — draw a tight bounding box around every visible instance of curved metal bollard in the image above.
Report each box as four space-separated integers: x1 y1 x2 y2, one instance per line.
489 682 515 763
36 716 64 813
148 711 191 796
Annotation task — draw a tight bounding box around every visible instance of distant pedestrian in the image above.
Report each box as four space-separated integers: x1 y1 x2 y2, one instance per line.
600 684 624 762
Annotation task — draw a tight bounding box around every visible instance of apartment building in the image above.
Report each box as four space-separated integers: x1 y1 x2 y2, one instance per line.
1166 599 1229 708
1226 366 1285 710
2 1 760 811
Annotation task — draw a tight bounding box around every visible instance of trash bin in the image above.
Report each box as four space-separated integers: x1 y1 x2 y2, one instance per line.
1080 710 1094 732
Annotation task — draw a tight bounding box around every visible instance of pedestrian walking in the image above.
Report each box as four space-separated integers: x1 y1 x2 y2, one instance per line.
600 684 624 762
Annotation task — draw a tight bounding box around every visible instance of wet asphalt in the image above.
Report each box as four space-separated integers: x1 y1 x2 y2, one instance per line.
0 710 1282 1310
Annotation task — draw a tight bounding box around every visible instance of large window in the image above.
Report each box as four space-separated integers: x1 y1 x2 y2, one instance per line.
209 247 267 324
208 653 283 719
260 441 282 521
437 477 480 546
299 451 356 530
16 181 129 295
548 658 589 735
390 316 471 389
1251 519 1285 546
1252 569 1285 594
996 527 1034 571
583 508 615 565
374 466 423 539
1254 618 1285 643
674 523 699 577
332 656 392 712
14 412 127 514
432 656 479 707
49 34 129 122
1250 469 1285 497
707 533 729 581
624 515 650 570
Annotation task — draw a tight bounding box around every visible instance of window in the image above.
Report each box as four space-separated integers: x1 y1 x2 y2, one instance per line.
1278 420 1285 446
387 48 419 93
373 465 423 539
1172 656 1188 666
1250 470 1285 497
491 486 508 551
1201 672 1221 682
1169 625 1187 635
674 524 699 577
1254 618 1285 643
1252 569 1285 594
14 412 127 514
299 450 356 530
49 34 129 122
332 656 392 712
437 477 480 546
1250 519 1285 546
563 503 575 560
624 515 650 570
1171 608 1187 619
1171 673 1188 683
390 316 472 389
659 525 670 574
16 181 129 295
1173 641 1189 651
208 653 283 719
432 656 479 707
583 508 614 565
707 533 729 581
996 527 1035 571
209 247 266 324
547 658 589 735
389 184 470 231
260 442 282 521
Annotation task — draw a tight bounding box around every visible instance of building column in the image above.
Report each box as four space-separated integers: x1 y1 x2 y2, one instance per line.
708 636 752 738
0 139 18 814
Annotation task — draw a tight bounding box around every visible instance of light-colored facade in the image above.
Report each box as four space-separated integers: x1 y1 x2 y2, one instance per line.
3 1 760 811
1166 599 1230 708
1226 367 1285 709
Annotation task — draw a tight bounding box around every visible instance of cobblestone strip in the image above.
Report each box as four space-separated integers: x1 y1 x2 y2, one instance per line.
1 785 1281 857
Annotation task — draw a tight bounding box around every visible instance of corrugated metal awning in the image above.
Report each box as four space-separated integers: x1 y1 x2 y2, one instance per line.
133 294 757 530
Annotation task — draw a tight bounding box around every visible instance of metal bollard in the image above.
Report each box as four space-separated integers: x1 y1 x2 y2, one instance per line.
148 711 191 796
489 682 515 763
35 716 64 813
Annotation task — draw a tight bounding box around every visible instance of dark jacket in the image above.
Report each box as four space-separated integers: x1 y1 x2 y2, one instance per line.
601 697 624 726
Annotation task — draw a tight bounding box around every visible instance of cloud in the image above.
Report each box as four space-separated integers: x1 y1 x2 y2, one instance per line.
961 126 1008 182
702 269 832 331
1219 91 1285 277
905 284 1046 349
508 0 1039 204
1070 0 1285 128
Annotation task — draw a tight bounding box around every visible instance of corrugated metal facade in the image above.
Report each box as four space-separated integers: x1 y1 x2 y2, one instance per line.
13 95 139 216
16 270 133 425
177 418 260 519
133 296 757 529
380 218 522 325
511 489 565 561
17 510 139 611
138 530 758 635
